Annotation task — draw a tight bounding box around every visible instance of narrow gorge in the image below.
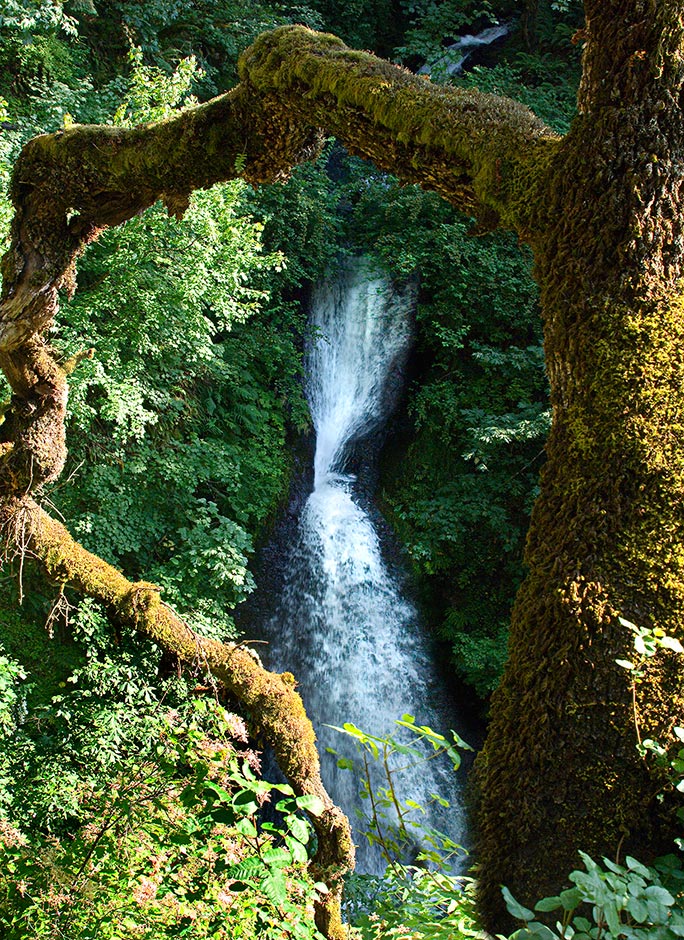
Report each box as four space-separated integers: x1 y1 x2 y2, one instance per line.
254 258 467 870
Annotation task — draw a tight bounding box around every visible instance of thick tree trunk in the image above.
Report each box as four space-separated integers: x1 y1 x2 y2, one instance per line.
475 0 684 926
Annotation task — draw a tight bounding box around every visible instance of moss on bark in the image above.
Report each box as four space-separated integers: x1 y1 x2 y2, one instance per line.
2 496 352 939
475 1 684 927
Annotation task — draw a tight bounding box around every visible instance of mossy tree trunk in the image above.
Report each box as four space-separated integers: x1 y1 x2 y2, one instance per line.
2 6 684 934
475 0 684 925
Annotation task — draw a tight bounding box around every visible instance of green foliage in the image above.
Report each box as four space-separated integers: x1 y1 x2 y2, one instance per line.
47 55 304 637
70 0 324 96
0 587 325 936
0 97 14 249
336 719 684 940
503 853 684 940
239 145 344 292
457 57 577 134
394 0 496 67
54 186 290 632
112 45 201 124
615 619 684 828
525 0 584 52
0 648 27 732
349 869 486 939
329 715 468 869
301 0 404 54
330 717 483 939
0 0 78 94
0 697 326 939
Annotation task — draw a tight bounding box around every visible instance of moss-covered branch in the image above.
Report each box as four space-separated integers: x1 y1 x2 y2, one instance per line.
0 78 321 354
238 27 558 230
0 25 557 493
1 496 353 939
1 26 557 354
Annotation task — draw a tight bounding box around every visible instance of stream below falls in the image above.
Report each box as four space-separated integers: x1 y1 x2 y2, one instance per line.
252 258 469 873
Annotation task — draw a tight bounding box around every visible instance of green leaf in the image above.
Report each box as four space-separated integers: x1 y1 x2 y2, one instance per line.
527 925 557 939
233 789 259 814
559 887 583 910
285 835 309 864
261 871 287 906
226 856 263 879
618 617 638 631
627 897 649 922
295 794 325 817
342 722 363 736
502 885 534 921
285 814 310 844
262 847 291 867
644 884 675 906
203 781 232 803
228 880 251 892
235 818 257 838
210 806 237 826
169 832 193 845
534 896 563 912
625 856 651 878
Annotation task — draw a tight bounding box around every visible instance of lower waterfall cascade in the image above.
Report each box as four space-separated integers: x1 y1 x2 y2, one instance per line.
258 258 467 872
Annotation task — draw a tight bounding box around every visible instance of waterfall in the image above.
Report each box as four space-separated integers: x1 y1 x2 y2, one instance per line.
261 258 466 872
417 22 510 77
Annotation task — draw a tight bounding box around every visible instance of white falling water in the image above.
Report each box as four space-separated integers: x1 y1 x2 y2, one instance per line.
417 22 510 77
264 258 465 871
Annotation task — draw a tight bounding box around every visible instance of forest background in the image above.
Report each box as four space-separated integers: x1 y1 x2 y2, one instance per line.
0 0 628 937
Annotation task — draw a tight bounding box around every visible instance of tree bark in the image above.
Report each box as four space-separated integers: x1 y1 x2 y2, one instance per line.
2 12 684 935
475 0 684 926
521 0 539 52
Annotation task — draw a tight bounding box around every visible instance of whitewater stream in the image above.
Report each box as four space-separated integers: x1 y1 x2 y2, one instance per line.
258 258 466 872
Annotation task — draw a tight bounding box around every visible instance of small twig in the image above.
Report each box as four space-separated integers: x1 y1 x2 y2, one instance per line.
45 585 72 638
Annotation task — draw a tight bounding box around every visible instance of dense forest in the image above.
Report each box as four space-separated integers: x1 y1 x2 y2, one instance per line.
1 0 684 937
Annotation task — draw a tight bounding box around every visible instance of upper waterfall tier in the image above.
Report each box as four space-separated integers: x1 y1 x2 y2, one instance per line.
307 260 414 487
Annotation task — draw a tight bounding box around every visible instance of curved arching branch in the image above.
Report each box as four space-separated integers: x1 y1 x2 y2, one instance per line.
0 24 560 936
238 27 558 230
1 26 558 355
0 25 559 492
0 496 353 939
